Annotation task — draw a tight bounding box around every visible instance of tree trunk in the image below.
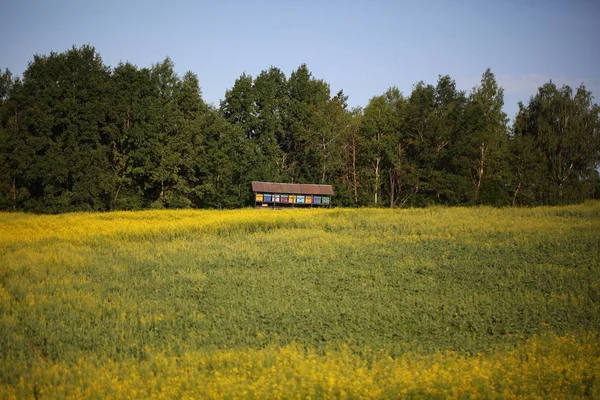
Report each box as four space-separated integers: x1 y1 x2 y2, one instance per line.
398 184 419 208
374 156 381 205
558 162 574 202
351 135 358 205
321 138 327 183
11 176 16 210
389 170 395 208
390 142 403 208
512 182 521 206
475 142 486 200
112 183 125 210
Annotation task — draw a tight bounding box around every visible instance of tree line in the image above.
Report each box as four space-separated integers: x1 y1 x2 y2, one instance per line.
0 45 598 212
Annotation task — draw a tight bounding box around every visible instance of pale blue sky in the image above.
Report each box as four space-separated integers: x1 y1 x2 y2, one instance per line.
1 0 599 120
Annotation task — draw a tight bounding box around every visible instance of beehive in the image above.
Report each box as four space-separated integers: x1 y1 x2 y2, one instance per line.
251 182 334 208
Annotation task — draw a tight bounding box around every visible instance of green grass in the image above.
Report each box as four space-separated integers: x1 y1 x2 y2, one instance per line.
0 203 599 387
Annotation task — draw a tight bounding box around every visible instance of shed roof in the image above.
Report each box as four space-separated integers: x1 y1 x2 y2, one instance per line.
251 181 334 195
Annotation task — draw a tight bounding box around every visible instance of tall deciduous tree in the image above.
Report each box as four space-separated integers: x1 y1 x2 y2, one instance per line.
306 90 350 184
338 107 364 206
508 111 544 206
404 77 469 206
6 45 115 212
463 69 510 205
253 67 288 181
110 62 157 209
361 88 405 206
514 82 600 204
0 68 24 209
221 73 257 139
284 64 330 182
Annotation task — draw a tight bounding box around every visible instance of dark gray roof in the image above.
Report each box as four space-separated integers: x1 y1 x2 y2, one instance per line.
251 181 334 195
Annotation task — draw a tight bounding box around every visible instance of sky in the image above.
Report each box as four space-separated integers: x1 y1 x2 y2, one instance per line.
1 0 599 120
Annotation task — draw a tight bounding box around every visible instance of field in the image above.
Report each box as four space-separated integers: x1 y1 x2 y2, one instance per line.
1 203 599 398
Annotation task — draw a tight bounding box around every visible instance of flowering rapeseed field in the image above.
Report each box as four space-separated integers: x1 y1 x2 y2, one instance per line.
1 203 599 398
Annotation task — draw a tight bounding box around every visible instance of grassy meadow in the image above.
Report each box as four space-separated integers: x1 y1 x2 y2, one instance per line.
1 203 599 398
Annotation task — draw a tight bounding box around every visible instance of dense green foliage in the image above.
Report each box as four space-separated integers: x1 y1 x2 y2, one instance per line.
1 45 598 212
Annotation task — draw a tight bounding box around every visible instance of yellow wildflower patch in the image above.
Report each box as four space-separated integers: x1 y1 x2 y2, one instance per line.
0 202 598 398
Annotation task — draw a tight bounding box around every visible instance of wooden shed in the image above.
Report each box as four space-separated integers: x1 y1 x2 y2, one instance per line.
252 181 334 208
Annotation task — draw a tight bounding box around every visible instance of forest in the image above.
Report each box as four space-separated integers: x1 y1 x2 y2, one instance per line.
0 45 599 212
